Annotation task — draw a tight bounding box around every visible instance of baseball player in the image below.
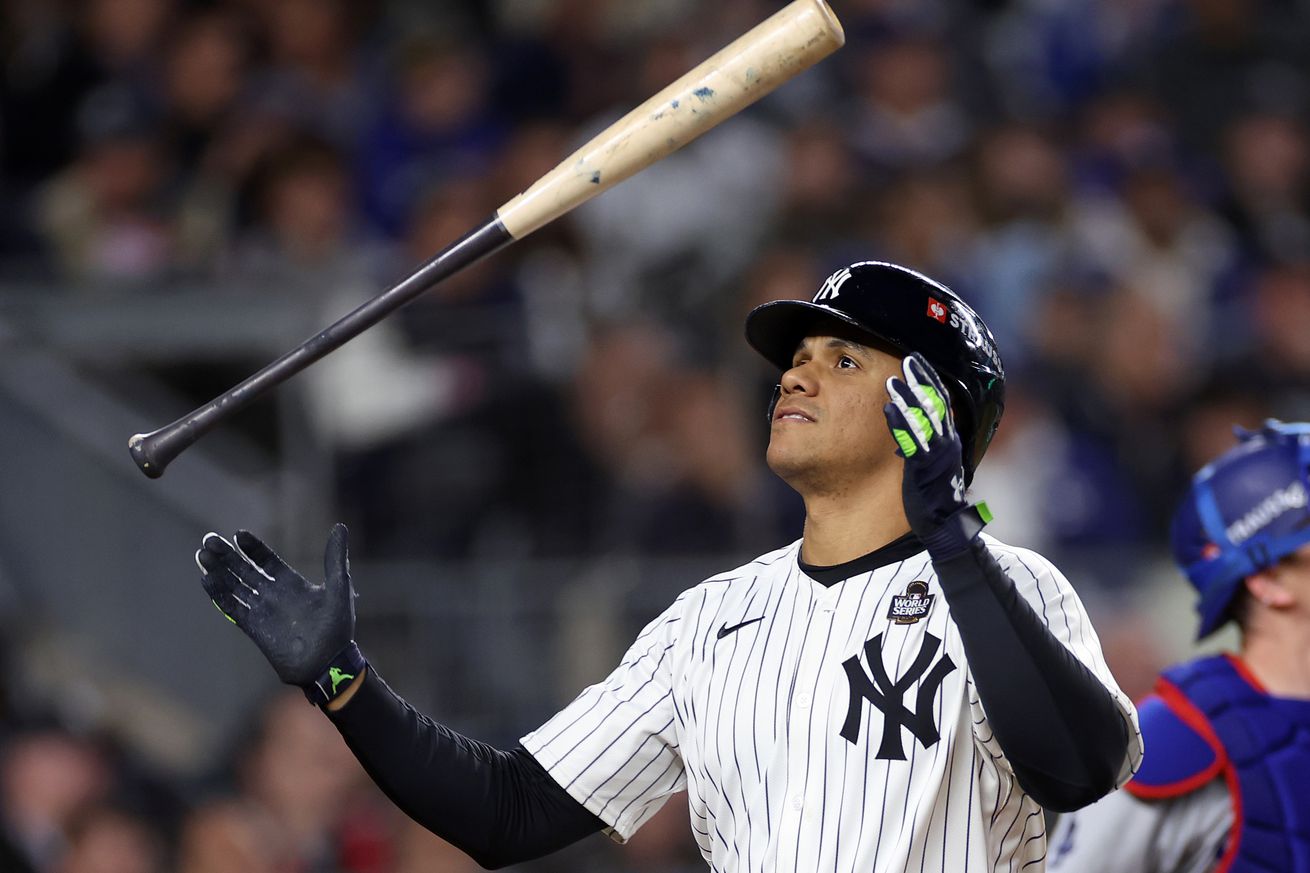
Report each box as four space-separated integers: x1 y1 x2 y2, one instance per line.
1049 420 1310 873
196 261 1142 871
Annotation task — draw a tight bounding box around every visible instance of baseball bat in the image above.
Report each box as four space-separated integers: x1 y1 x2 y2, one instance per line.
129 0 844 478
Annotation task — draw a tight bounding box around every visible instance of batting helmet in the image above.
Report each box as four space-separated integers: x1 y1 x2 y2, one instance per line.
1170 420 1310 638
744 261 1005 483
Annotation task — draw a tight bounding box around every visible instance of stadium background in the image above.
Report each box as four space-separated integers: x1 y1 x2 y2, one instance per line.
1 0 1308 869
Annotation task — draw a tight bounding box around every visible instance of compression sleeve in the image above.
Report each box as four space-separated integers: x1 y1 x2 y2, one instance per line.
934 539 1130 812
326 667 605 869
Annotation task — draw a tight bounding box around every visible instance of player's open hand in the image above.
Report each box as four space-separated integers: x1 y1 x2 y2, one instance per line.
197 523 357 693
884 353 988 561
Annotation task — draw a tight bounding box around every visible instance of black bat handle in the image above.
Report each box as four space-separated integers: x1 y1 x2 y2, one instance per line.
129 216 513 478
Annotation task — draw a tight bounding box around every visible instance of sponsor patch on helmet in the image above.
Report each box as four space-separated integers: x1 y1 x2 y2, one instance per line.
888 580 935 625
926 297 948 323
1225 482 1308 544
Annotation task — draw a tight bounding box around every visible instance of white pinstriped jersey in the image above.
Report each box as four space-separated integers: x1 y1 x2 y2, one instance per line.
522 533 1144 872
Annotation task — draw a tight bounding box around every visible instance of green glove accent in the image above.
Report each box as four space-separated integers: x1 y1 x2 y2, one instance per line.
921 383 948 423
907 406 933 438
893 427 918 457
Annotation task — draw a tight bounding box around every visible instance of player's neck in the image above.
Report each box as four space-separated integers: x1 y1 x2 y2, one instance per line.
798 475 910 566
1239 615 1310 699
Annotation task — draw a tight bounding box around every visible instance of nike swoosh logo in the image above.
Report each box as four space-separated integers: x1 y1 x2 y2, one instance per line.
717 616 765 639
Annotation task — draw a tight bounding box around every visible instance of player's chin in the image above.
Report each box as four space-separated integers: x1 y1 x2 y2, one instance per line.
765 439 814 482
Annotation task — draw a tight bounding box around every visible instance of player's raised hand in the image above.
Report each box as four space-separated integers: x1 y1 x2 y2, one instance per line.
197 523 363 704
884 353 990 561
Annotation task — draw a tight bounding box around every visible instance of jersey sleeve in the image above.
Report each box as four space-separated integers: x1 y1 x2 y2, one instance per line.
1047 781 1233 873
521 593 688 842
1047 789 1162 873
971 540 1144 787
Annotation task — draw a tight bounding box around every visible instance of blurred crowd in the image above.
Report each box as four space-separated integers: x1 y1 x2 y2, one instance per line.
0 684 707 873
4 0 1310 561
3 0 1310 869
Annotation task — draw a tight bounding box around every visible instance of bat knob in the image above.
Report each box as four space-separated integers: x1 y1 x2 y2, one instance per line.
129 432 168 479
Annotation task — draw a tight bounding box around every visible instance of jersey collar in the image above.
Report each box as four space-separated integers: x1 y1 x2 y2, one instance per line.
798 532 926 587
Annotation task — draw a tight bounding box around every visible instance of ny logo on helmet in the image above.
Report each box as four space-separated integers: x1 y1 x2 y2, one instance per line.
813 267 853 302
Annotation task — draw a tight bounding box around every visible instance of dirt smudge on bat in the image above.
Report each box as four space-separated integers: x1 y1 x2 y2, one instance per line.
693 87 715 101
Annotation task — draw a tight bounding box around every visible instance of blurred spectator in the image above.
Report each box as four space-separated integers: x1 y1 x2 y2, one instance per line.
80 0 176 83
965 123 1077 367
1081 286 1201 534
224 135 379 289
54 803 164 873
0 723 112 872
1216 110 1310 267
767 118 868 259
1173 375 1272 480
175 799 278 873
357 36 508 238
864 167 977 293
241 0 373 153
159 8 260 270
1233 262 1310 420
1087 610 1172 704
971 383 1144 561
395 176 525 358
317 170 601 559
486 0 631 124
33 84 174 282
980 0 1166 118
1146 0 1310 158
1067 88 1172 195
191 688 385 873
159 9 251 174
1070 151 1238 348
569 28 786 330
300 282 479 460
848 33 971 175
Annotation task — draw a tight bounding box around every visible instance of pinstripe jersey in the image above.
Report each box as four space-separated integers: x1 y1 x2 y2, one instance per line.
522 533 1144 872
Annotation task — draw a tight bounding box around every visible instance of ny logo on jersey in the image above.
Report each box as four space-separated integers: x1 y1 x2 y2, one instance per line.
813 267 853 302
840 632 956 760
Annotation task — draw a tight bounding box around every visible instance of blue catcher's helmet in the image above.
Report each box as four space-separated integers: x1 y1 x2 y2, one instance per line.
1170 420 1310 638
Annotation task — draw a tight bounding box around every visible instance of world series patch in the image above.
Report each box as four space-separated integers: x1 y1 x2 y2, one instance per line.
887 580 935 625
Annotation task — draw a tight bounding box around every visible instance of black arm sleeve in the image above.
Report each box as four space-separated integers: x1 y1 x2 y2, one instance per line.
934 539 1130 812
325 668 605 869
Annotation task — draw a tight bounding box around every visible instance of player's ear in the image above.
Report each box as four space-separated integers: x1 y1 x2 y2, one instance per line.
1244 571 1296 609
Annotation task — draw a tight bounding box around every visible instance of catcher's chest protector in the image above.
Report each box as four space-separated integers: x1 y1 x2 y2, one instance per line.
1127 654 1310 873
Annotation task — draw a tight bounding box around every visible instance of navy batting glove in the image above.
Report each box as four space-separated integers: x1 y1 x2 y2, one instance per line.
196 523 364 706
884 353 992 562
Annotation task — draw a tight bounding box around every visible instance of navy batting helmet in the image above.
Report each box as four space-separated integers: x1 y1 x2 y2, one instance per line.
744 261 1005 483
1170 420 1310 638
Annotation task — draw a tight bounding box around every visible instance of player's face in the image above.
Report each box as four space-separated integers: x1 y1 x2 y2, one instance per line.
765 333 903 493
1280 543 1310 614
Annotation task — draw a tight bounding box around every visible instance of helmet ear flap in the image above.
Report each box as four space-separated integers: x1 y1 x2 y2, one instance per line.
766 384 781 424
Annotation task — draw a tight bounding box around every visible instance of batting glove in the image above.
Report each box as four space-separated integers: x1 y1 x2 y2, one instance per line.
883 353 992 562
196 523 365 706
